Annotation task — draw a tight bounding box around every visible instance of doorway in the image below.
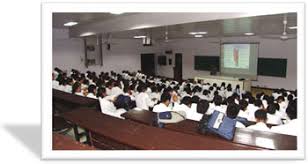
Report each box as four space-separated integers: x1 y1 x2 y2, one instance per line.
140 53 155 76
174 53 183 81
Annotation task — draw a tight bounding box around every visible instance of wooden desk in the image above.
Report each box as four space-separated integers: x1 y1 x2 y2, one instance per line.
122 110 297 150
52 133 96 150
60 109 260 150
53 89 99 113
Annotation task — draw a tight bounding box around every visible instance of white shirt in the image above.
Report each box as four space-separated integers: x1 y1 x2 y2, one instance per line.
266 113 282 125
271 119 298 136
52 80 59 89
87 93 97 99
236 121 246 128
110 86 124 97
247 122 271 132
247 105 260 121
75 92 84 97
238 110 249 119
106 88 112 96
150 92 161 101
135 92 155 110
98 97 126 119
64 85 72 93
153 103 171 113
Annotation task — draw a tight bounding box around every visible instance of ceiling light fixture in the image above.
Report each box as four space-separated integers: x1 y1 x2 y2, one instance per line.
189 32 207 35
288 26 297 30
194 35 203 38
64 21 78 27
133 35 146 39
244 32 255 36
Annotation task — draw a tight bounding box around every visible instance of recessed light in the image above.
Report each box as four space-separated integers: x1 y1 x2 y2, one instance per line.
194 35 203 38
288 26 297 30
133 35 146 39
64 21 78 27
244 32 255 36
189 32 207 35
80 32 95 37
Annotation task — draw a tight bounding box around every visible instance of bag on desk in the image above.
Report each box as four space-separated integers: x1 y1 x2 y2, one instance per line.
156 111 186 128
207 111 236 140
235 116 249 126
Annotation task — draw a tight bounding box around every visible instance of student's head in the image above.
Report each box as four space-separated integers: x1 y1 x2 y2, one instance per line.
88 84 97 94
213 95 223 106
196 100 210 114
254 99 263 108
191 95 200 104
181 96 192 108
72 82 81 94
239 99 248 111
277 96 285 103
221 82 226 87
96 87 107 98
236 84 240 89
254 109 267 123
266 103 278 115
203 90 209 96
287 94 294 102
137 84 146 93
160 92 171 106
226 104 240 119
226 96 235 105
286 105 297 120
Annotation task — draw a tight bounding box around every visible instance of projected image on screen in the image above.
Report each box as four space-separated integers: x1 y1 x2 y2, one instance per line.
220 43 259 80
223 44 250 69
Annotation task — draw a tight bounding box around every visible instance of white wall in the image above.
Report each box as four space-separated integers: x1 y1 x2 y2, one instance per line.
156 36 297 90
53 28 297 90
53 28 157 74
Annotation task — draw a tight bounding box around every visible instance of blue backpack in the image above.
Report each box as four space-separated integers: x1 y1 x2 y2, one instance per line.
207 110 236 140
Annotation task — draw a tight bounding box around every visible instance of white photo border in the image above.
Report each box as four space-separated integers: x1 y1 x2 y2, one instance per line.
42 1 305 160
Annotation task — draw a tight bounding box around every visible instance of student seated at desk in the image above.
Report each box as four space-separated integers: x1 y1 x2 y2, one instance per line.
72 82 84 96
97 87 125 119
110 81 124 97
152 92 171 113
86 84 97 99
189 99 210 121
173 96 192 118
247 109 270 132
266 103 282 125
210 95 225 114
247 99 264 122
190 95 200 113
271 100 297 136
238 99 249 119
135 84 156 110
226 104 246 128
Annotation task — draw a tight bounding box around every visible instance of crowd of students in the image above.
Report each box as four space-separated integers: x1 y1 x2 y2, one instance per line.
52 67 298 136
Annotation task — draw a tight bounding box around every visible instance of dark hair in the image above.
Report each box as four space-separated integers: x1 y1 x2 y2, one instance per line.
226 96 235 105
203 90 209 96
191 95 200 104
239 99 248 111
213 95 223 106
181 96 192 106
286 105 297 120
88 84 96 94
160 92 171 103
254 99 263 108
226 104 240 119
277 96 285 102
196 100 209 114
96 87 106 98
287 94 294 101
267 103 277 115
254 109 267 121
72 82 81 94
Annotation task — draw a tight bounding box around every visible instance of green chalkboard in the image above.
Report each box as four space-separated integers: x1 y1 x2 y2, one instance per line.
194 56 220 71
257 58 287 77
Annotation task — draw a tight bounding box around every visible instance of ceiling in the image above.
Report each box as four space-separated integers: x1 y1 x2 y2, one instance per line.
109 13 297 40
53 12 297 39
52 12 137 28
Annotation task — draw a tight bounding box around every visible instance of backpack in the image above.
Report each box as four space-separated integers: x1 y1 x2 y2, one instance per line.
114 94 132 111
207 110 237 140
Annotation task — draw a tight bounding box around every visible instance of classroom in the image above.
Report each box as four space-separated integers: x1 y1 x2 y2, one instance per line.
49 4 300 156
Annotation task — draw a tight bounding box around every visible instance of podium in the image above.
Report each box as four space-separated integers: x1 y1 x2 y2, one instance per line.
194 75 251 91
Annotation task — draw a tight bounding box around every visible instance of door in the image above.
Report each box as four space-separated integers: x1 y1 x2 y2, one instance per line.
140 53 155 76
174 53 183 81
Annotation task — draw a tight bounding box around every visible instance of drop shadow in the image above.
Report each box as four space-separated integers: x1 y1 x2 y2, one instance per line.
4 124 41 158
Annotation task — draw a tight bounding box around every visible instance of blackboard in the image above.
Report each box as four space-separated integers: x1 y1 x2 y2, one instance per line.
257 58 287 77
194 56 220 71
